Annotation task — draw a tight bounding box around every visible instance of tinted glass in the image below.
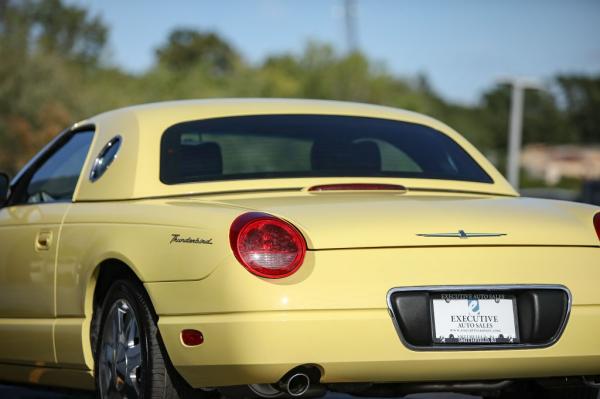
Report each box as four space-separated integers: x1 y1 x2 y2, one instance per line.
0 173 9 201
160 115 492 185
26 130 94 204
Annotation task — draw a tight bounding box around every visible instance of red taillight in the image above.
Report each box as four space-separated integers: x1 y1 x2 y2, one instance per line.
229 212 307 278
594 213 600 241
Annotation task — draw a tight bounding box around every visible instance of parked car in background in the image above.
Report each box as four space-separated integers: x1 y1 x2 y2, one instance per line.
580 180 600 206
0 99 599 399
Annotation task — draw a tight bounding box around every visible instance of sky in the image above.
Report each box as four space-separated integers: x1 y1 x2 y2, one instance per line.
67 0 600 104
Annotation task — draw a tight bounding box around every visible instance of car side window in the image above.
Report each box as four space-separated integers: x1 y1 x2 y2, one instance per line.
23 130 94 205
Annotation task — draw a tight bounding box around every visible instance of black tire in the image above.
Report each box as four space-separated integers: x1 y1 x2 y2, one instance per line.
93 278 194 399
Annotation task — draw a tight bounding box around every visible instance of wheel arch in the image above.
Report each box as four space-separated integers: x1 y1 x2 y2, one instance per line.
90 258 145 312
83 257 191 396
82 256 154 370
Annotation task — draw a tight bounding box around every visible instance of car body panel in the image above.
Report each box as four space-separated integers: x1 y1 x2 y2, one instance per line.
0 203 67 318
146 246 600 315
158 306 600 387
210 192 600 248
0 203 69 365
56 200 237 286
0 363 94 389
0 319 55 365
150 246 600 386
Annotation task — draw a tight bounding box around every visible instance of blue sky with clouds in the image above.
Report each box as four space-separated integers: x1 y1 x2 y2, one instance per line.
67 0 600 104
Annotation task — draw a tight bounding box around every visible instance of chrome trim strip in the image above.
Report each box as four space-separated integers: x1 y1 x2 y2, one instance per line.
385 284 572 351
416 230 507 239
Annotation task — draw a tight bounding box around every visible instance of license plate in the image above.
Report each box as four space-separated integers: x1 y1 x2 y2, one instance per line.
431 293 519 344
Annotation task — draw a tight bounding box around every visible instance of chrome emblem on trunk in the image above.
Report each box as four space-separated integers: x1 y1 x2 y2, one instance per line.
416 230 506 239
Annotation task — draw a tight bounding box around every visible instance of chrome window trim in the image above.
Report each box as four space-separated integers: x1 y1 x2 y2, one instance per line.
89 135 122 183
386 284 572 351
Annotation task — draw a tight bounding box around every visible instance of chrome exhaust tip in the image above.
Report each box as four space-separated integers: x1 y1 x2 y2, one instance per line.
278 372 311 397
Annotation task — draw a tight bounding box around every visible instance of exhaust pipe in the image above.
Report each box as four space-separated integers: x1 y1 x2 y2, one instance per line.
246 366 321 398
278 372 311 397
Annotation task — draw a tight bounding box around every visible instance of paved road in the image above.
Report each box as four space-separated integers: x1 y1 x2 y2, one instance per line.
3 384 600 399
0 384 93 398
0 385 479 399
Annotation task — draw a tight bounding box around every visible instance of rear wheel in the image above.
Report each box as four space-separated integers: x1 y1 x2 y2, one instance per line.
94 278 192 399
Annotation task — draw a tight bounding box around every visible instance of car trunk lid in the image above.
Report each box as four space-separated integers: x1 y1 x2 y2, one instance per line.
203 191 598 249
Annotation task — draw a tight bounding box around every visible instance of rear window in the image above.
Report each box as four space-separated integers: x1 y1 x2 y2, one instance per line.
160 114 493 184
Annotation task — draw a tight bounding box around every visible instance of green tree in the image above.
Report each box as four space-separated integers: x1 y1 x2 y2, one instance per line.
480 84 569 151
557 75 600 143
155 29 241 76
1 6 599 183
0 0 106 64
0 0 108 173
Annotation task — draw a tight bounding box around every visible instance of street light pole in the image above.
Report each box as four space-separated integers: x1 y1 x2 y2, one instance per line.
499 77 542 190
507 82 525 189
343 0 358 53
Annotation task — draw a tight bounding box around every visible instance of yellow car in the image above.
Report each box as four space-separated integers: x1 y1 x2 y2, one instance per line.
0 99 599 399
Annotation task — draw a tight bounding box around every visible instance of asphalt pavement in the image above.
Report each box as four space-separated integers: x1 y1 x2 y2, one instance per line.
0 384 94 398
0 385 480 399
4 385 599 399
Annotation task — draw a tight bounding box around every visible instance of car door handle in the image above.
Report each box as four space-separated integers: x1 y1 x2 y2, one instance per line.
35 231 53 251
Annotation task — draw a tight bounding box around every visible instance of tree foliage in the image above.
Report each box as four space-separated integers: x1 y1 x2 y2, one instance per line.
0 0 598 178
557 75 600 143
155 28 240 76
0 0 107 173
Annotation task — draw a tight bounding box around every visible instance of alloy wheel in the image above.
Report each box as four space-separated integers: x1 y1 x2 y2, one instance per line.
98 299 143 399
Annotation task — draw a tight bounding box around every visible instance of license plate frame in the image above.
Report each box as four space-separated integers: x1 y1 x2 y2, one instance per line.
431 293 520 345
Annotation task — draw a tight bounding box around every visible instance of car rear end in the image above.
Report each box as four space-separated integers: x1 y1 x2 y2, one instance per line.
145 196 600 397
134 103 600 397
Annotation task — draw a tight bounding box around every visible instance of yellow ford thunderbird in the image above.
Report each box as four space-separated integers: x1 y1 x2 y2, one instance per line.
0 99 599 399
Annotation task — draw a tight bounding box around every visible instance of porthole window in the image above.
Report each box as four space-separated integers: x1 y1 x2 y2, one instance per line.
89 136 122 182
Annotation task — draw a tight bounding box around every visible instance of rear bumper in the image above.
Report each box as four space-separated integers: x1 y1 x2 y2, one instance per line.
146 246 600 388
158 306 600 388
